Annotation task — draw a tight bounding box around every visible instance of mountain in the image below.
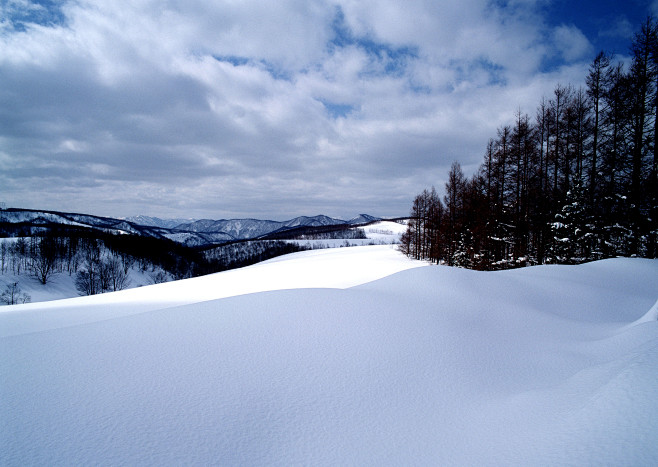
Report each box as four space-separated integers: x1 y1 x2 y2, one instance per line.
0 208 213 245
283 215 342 228
124 215 197 229
347 213 380 224
171 214 379 240
1 208 382 246
174 218 282 239
0 208 151 237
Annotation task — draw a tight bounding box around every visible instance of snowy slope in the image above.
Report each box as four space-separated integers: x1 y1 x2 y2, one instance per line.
1 248 657 465
0 267 160 304
361 219 407 241
288 220 407 249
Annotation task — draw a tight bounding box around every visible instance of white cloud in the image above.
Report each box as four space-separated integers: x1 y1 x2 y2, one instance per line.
0 0 623 219
552 24 593 62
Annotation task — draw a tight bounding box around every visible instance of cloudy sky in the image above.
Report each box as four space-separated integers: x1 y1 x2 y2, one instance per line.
1 0 654 220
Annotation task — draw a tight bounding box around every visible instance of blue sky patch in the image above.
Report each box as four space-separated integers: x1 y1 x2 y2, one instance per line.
329 6 418 78
212 55 250 67
212 54 293 81
318 99 355 118
3 0 67 32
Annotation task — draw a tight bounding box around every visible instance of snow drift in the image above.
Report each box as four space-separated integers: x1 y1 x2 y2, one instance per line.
1 246 657 465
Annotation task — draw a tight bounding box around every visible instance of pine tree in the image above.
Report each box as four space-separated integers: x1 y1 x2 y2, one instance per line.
548 177 593 264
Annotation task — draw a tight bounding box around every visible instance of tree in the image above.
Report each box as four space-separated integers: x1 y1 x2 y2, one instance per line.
149 270 169 284
586 51 611 205
75 270 98 296
444 161 466 265
0 240 7 274
548 177 593 264
104 256 131 292
75 239 102 296
29 236 60 285
452 231 473 268
402 187 444 262
1 282 31 305
402 16 657 269
626 17 657 254
12 238 28 275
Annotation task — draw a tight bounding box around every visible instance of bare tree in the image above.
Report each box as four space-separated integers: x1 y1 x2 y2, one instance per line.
0 240 7 274
29 236 59 285
1 282 31 305
104 256 131 291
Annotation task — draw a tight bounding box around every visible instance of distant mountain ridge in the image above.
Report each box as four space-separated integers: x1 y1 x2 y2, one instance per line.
122 215 198 229
1 208 381 247
171 214 378 240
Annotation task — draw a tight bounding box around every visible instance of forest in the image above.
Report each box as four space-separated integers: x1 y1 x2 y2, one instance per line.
0 227 306 301
401 18 658 269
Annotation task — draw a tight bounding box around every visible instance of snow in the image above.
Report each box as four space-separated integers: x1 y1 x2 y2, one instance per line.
0 267 160 305
1 246 657 465
287 220 406 249
360 220 407 241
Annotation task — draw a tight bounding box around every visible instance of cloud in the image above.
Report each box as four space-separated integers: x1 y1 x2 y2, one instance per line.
551 24 593 62
0 0 622 219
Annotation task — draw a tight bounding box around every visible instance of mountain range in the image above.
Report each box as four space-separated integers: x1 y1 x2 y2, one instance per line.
0 208 381 246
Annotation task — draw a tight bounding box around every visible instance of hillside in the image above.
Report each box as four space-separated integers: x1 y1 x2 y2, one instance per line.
0 221 404 304
1 246 657 465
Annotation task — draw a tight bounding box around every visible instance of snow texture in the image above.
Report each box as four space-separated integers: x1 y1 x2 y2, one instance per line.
1 246 657 465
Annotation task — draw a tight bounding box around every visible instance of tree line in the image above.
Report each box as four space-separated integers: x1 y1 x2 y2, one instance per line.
202 240 308 271
0 232 177 296
1 227 308 300
402 18 658 268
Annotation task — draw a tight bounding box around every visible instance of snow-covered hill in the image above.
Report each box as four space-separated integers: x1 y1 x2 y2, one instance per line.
288 220 407 249
0 222 404 305
2 247 657 465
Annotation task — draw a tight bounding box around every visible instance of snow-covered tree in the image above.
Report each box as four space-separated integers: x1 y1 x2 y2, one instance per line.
451 232 473 268
548 178 594 264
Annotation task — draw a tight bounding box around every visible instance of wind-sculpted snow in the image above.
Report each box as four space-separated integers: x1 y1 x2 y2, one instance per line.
1 248 657 465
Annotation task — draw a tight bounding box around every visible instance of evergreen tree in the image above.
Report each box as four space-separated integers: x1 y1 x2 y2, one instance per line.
548 177 593 264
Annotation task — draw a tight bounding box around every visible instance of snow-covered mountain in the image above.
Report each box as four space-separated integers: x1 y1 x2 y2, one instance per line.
1 208 383 246
0 208 150 236
1 247 657 465
347 213 380 224
282 214 341 228
175 218 286 239
123 215 197 229
168 214 380 240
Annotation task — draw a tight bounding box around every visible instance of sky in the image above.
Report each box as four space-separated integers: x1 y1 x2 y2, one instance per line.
0 0 655 221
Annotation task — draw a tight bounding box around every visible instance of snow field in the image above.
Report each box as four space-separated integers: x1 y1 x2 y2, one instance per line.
286 220 407 249
1 247 657 465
